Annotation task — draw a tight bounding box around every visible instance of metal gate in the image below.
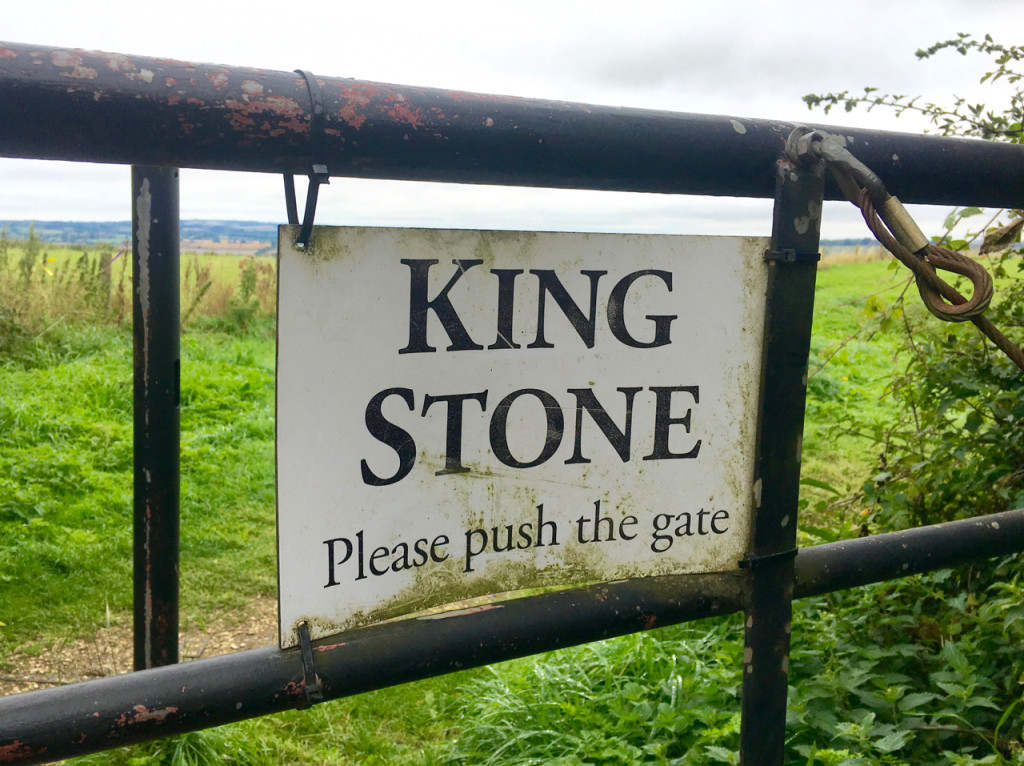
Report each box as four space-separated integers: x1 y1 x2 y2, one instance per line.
1 41 1023 765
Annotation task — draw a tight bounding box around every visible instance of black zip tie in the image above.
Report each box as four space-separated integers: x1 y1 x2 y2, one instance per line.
284 69 330 250
296 621 324 708
739 547 799 569
763 248 821 264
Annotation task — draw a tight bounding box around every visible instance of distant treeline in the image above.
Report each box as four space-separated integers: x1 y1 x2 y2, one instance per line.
0 220 877 250
0 220 278 247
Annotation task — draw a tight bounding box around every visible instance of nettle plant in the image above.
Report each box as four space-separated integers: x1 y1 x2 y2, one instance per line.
791 35 1024 765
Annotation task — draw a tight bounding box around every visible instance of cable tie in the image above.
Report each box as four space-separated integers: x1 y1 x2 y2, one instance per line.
296 621 324 708
284 69 330 250
763 249 821 264
739 547 799 569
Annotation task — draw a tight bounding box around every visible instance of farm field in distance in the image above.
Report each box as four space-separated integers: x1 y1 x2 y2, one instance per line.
1 240 1022 765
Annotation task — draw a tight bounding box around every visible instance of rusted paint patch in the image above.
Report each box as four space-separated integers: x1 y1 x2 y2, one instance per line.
241 79 264 96
114 704 180 727
223 96 305 134
50 50 83 67
205 71 229 89
101 52 137 73
386 102 423 129
334 82 377 130
314 641 347 653
0 740 39 762
48 50 100 80
67 66 99 80
0 47 19 59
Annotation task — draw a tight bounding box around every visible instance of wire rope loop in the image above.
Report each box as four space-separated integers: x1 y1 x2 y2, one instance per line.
856 189 993 322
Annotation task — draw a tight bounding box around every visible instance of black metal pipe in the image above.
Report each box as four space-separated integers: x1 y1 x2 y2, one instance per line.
1 510 1022 764
132 166 180 671
0 573 747 764
795 508 1024 597
739 152 824 765
2 42 1024 207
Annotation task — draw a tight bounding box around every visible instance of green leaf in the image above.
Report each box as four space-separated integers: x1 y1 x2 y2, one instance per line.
873 730 912 753
800 478 842 495
964 411 984 432
899 692 940 711
941 641 971 675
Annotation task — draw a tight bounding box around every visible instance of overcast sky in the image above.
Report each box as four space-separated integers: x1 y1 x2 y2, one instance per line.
1 0 1018 239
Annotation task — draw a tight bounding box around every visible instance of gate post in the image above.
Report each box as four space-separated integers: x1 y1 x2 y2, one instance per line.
132 166 181 670
738 150 824 763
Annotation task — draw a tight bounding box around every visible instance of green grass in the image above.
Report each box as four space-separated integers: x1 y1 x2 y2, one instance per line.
0 325 278 652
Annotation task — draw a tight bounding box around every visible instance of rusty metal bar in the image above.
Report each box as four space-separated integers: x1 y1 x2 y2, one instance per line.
739 151 824 764
1 509 1022 764
132 166 180 671
2 41 1024 207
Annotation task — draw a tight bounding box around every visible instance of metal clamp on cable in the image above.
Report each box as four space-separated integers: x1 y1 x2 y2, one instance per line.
786 127 930 256
296 621 324 708
284 69 330 250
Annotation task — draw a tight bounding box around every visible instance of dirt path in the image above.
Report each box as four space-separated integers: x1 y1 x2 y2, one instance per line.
0 596 278 697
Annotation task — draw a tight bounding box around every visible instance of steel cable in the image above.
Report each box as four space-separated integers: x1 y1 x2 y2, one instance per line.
813 143 1024 372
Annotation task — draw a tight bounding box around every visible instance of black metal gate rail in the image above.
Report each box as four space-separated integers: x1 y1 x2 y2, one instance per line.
0 510 1020 763
3 41 1024 766
2 41 1023 207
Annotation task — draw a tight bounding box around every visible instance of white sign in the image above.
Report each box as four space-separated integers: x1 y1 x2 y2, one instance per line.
276 225 768 647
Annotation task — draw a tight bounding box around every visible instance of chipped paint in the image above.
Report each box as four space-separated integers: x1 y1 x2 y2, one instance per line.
101 52 135 72
385 101 423 129
792 200 821 236
729 119 747 135
0 740 38 762
205 71 229 89
134 177 154 667
223 96 305 134
314 641 347 652
50 50 83 67
114 705 180 726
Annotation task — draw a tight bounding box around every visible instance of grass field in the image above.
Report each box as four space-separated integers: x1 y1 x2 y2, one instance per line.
2 245 1022 765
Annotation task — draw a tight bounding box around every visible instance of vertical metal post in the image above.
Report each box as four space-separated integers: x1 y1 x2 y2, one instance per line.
738 151 824 764
132 166 181 670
